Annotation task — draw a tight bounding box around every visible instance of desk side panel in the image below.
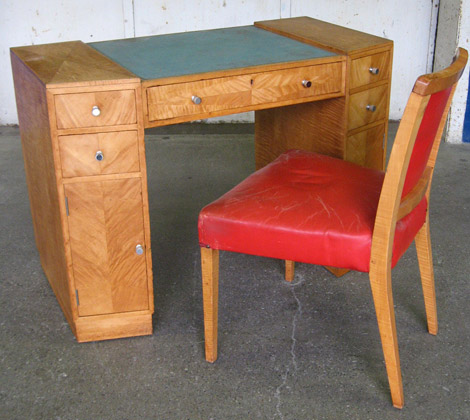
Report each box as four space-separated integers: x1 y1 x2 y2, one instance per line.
11 52 74 325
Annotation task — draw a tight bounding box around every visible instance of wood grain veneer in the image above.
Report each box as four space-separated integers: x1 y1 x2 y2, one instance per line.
55 90 137 129
147 74 252 121
64 178 149 317
10 41 139 88
11 51 75 324
350 51 391 89
252 62 343 104
11 40 153 342
145 59 345 125
345 124 385 169
348 84 389 130
255 16 392 55
254 16 393 173
255 97 346 169
58 131 140 177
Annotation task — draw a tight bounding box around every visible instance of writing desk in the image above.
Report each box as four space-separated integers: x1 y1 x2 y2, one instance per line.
10 17 393 342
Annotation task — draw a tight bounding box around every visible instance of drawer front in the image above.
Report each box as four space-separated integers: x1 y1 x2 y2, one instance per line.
348 84 388 130
345 124 385 170
147 75 252 121
59 131 140 177
252 62 343 105
350 51 391 89
55 90 137 129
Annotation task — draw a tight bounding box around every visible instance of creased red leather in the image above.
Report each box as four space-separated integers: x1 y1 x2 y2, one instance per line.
402 87 452 196
199 150 427 272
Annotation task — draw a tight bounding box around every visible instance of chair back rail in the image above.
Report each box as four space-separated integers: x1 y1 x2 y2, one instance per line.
370 48 468 272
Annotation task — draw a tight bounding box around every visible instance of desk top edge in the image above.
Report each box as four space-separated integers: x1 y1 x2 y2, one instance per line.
255 17 393 55
10 41 140 88
10 17 392 89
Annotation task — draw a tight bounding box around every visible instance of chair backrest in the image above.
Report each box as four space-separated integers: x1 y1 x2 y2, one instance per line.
370 48 468 271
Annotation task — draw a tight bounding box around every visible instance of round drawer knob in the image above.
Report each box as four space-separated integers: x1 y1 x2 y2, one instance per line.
135 244 144 255
95 150 104 161
91 105 101 117
302 80 312 88
366 104 377 112
369 67 380 75
192 95 202 105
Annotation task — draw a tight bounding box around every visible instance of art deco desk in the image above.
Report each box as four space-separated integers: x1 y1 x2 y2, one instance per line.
10 17 393 342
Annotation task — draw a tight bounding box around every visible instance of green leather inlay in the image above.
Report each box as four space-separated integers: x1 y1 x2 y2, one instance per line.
89 26 336 80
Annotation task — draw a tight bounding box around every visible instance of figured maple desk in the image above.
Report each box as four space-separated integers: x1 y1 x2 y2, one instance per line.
10 17 393 342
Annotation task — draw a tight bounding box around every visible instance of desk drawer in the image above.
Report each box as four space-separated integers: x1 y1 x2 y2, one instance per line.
147 75 252 121
345 124 385 170
350 51 390 89
348 84 388 130
58 131 140 177
55 90 137 129
252 62 343 105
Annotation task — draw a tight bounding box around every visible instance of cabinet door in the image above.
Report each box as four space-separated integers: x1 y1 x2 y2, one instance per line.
64 178 149 316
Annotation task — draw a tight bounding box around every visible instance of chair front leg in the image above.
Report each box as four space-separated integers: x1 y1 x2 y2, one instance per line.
201 247 219 363
414 216 438 335
369 266 404 409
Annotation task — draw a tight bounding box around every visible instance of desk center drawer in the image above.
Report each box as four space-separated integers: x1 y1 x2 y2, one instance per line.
146 75 252 121
252 62 343 105
58 131 140 177
55 90 137 129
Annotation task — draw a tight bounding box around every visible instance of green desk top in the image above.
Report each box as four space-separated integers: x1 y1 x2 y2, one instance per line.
89 26 337 81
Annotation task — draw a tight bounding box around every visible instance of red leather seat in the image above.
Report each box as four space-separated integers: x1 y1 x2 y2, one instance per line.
199 149 427 272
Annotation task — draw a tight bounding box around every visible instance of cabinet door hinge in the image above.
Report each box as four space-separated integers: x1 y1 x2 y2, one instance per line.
65 197 69 216
383 133 386 150
75 289 79 306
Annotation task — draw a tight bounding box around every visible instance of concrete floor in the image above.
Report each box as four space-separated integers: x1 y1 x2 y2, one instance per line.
1 122 469 419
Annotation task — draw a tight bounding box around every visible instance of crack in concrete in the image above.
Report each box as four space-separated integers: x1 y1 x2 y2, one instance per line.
274 275 304 419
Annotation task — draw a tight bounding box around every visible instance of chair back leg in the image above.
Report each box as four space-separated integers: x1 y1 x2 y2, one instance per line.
369 267 404 408
285 260 295 282
201 247 219 363
415 215 438 335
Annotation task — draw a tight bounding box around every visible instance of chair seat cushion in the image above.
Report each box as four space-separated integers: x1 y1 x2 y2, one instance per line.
198 150 427 272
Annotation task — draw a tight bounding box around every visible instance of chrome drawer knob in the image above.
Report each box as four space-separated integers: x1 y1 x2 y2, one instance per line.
95 150 104 161
91 105 101 117
135 244 144 255
366 104 377 112
191 95 202 105
302 80 312 88
369 67 380 75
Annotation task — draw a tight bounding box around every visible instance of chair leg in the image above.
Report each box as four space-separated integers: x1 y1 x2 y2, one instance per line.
201 247 219 363
369 268 404 409
415 218 438 335
285 260 295 282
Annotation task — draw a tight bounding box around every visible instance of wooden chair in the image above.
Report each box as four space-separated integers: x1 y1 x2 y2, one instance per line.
198 48 468 408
